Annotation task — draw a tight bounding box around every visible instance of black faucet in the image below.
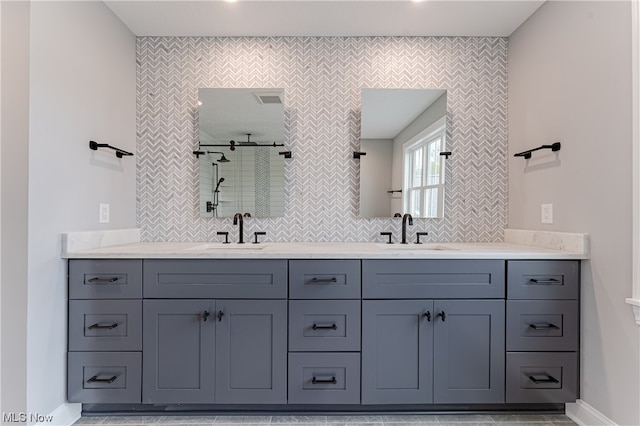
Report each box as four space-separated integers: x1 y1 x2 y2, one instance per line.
233 213 244 244
401 213 413 244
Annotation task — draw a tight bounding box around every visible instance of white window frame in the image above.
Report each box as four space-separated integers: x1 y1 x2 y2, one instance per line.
402 116 446 218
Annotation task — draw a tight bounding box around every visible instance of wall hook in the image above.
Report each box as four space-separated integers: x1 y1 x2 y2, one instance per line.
353 152 367 159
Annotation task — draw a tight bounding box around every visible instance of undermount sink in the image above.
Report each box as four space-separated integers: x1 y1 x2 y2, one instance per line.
376 243 458 251
185 243 267 251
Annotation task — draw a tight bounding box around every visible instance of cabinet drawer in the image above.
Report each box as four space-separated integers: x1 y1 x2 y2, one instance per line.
69 300 142 351
289 260 361 299
363 260 505 299
143 259 287 298
288 353 360 404
507 261 579 300
68 351 141 403
289 300 361 352
506 352 577 403
69 260 142 299
506 300 578 351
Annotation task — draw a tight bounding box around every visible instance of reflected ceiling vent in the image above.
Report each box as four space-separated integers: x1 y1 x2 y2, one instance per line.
254 91 283 105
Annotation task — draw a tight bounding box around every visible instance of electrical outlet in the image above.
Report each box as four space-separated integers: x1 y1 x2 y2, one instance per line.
541 203 553 224
99 203 110 224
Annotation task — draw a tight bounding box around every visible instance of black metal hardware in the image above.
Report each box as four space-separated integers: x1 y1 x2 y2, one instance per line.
87 375 117 384
529 278 560 285
380 232 393 244
193 150 206 158
439 151 452 159
253 231 266 244
199 142 285 149
514 142 561 159
217 231 230 244
279 151 292 158
528 374 559 384
393 213 402 218
87 277 119 284
88 323 118 330
310 277 338 283
416 232 429 244
233 213 244 244
353 152 367 159
529 323 560 330
89 141 133 158
401 213 413 244
206 201 215 213
424 311 432 322
437 311 446 322
312 323 338 330
312 376 337 385
217 310 224 322
202 311 210 322
244 212 252 217
386 189 402 194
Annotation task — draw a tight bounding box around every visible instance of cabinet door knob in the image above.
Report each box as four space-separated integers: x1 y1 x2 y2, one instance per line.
424 311 432 322
202 311 210 322
437 311 446 322
217 310 224 322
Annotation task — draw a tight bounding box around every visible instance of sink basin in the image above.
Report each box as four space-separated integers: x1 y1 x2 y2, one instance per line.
376 243 458 251
185 243 267 251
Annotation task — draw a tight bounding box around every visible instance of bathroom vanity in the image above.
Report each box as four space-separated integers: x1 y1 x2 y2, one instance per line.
64 238 585 413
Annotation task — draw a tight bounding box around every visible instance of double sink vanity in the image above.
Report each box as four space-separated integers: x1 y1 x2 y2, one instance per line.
63 230 587 414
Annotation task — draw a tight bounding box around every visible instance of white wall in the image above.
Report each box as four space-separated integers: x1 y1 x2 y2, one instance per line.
508 2 639 424
360 139 393 217
1 0 30 418
26 1 136 421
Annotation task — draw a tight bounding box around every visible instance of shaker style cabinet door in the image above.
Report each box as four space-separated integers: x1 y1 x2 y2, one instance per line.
215 299 287 404
361 300 434 404
142 299 216 404
433 300 505 404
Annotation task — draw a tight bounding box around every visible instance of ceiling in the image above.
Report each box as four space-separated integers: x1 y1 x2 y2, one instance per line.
104 0 546 37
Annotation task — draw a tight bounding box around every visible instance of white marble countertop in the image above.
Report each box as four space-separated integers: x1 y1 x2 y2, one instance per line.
62 240 588 260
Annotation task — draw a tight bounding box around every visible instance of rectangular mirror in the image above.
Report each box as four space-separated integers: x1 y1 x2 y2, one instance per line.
197 88 286 217
359 88 447 218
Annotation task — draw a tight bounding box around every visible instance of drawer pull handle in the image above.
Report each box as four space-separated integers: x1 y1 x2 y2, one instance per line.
202 311 210 322
87 375 117 384
310 277 338 283
87 277 119 284
529 323 559 330
312 376 337 385
529 278 560 285
88 323 118 330
312 323 337 330
528 374 559 384
437 311 446 322
424 311 432 322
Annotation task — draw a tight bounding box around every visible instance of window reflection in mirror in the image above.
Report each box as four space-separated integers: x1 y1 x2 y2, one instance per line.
197 88 286 217
359 88 446 218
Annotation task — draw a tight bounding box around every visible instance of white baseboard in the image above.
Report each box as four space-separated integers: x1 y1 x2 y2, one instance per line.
37 402 81 426
566 400 618 426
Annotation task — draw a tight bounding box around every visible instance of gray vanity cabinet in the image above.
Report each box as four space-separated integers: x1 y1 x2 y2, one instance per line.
432 300 505 403
143 299 287 404
362 299 505 404
361 300 434 404
142 300 215 404
215 299 287 404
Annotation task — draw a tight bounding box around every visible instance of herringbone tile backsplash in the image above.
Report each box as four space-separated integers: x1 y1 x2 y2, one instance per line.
137 37 507 243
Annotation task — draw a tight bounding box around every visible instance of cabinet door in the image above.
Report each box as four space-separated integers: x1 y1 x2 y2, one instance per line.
215 300 287 404
433 300 505 403
362 300 434 404
143 300 215 403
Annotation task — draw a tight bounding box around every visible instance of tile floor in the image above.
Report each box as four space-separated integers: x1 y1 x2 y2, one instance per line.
73 413 577 426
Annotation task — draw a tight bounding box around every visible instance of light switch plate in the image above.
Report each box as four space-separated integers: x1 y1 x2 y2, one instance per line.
541 203 553 224
99 203 110 224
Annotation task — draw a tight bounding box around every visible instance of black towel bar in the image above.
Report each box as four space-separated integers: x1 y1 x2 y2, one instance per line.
89 141 133 158
514 142 561 159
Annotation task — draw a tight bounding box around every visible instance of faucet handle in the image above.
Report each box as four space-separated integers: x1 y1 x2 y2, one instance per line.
217 231 230 244
416 232 429 244
253 232 266 244
380 232 393 244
